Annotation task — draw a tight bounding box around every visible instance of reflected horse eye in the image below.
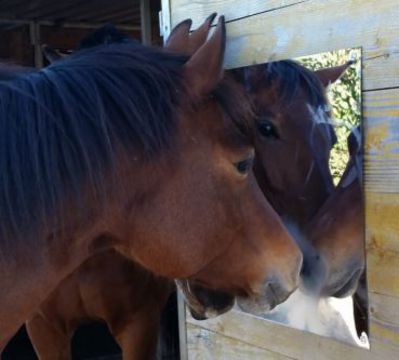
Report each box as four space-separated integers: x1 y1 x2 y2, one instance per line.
257 119 279 139
235 157 254 175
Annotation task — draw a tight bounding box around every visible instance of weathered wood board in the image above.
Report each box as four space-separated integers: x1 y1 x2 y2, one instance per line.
164 0 399 358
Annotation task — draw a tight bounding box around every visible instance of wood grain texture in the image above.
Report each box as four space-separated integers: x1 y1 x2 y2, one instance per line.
170 0 399 91
365 191 399 297
363 89 399 193
186 309 399 360
186 323 292 360
170 0 304 27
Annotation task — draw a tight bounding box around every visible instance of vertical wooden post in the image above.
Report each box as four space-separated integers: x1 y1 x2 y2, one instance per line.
160 0 172 42
140 0 152 45
29 21 43 68
177 291 188 360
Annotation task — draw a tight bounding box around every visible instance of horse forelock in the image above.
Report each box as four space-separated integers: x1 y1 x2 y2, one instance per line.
241 60 327 109
0 42 189 244
212 75 255 144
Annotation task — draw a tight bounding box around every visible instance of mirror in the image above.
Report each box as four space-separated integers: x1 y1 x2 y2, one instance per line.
229 48 368 348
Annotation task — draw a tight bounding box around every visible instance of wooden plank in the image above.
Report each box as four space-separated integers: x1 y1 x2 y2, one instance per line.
363 88 399 193
186 309 399 359
186 323 294 360
368 291 399 349
140 0 152 45
160 0 172 40
178 291 188 360
170 0 304 27
365 190 399 297
171 0 399 91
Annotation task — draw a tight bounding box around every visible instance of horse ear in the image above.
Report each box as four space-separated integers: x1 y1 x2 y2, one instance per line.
187 13 217 55
165 19 192 53
315 61 354 88
42 45 64 63
184 16 226 98
165 13 217 55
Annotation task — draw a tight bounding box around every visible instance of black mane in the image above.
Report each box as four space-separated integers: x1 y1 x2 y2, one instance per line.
0 42 188 241
232 59 327 109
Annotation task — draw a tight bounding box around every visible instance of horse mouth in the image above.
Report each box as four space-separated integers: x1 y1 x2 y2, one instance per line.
237 281 296 315
176 280 235 320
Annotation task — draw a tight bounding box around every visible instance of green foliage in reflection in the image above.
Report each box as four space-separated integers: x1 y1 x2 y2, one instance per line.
298 49 361 184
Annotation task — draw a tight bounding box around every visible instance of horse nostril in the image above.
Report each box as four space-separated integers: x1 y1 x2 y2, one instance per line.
300 252 321 278
300 257 311 277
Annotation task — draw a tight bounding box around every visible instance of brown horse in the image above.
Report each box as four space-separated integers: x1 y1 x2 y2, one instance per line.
232 61 355 228
12 22 222 360
302 125 363 298
302 125 366 338
25 24 354 358
0 16 302 349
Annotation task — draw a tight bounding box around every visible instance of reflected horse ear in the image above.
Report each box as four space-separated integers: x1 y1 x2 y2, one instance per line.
165 13 217 55
314 61 354 87
42 44 65 63
183 16 226 98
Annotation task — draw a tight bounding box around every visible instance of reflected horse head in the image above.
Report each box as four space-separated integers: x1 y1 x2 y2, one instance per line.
302 125 364 298
0 16 303 340
231 61 353 228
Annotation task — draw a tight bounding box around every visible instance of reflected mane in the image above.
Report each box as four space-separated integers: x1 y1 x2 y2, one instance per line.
233 60 327 109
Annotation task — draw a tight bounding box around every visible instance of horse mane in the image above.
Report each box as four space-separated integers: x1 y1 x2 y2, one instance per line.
233 59 327 110
264 60 327 108
0 42 189 242
0 41 253 246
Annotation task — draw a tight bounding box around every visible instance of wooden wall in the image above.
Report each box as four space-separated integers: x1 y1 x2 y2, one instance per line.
165 0 399 359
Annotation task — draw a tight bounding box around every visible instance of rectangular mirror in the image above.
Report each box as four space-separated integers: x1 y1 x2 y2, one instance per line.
228 48 367 348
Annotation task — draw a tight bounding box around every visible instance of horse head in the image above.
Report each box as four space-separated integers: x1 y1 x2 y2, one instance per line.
302 125 363 298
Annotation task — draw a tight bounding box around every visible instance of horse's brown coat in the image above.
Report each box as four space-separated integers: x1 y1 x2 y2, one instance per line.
0 16 302 347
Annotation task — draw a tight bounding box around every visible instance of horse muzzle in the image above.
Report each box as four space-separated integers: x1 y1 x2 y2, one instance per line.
237 274 299 315
175 280 235 320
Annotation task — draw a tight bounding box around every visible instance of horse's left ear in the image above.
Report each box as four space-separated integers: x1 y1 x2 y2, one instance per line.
165 13 217 55
183 16 226 98
165 19 192 53
42 45 65 63
315 61 354 88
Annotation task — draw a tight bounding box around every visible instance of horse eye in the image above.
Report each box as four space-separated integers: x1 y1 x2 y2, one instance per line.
235 157 253 175
258 119 279 139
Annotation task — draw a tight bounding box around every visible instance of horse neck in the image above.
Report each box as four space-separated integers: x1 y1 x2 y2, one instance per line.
0 211 104 341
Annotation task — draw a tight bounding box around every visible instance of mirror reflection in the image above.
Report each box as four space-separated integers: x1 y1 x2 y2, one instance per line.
228 49 367 347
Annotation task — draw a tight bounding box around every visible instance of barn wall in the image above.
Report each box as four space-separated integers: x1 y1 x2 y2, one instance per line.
0 26 33 66
167 0 399 359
